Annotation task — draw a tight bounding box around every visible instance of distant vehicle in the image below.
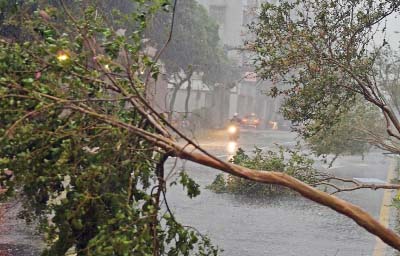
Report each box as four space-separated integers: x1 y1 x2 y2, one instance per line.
230 112 242 125
241 113 260 128
227 123 240 142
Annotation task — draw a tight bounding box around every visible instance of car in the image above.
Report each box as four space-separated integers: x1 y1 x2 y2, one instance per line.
241 113 260 128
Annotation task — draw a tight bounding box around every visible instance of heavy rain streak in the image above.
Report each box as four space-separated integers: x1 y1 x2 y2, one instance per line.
1 1 400 256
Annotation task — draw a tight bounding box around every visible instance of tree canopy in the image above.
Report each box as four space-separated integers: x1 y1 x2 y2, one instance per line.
305 98 383 165
147 0 237 86
0 1 220 255
146 0 239 118
2 0 400 254
249 0 400 155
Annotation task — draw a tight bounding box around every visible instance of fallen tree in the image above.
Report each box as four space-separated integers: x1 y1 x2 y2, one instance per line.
1 0 400 254
65 101 400 250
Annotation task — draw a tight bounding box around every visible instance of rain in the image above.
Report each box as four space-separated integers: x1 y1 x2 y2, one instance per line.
1 0 400 255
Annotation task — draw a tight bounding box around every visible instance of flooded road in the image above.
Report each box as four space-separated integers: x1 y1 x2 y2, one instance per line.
0 130 396 255
165 130 394 256
0 203 42 256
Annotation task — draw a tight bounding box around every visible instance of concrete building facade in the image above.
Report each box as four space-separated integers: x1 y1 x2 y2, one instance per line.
197 0 282 127
166 0 283 129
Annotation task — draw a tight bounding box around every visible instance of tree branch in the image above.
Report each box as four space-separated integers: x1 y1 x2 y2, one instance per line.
40 98 400 251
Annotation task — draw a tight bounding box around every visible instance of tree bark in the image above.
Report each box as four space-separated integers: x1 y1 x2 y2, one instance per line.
184 78 192 116
168 83 181 122
168 72 193 122
328 154 339 168
68 103 400 251
174 147 400 251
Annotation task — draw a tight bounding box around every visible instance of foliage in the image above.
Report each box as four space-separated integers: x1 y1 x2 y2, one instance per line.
375 46 400 114
2 1 400 253
147 0 237 86
0 1 220 255
176 170 201 199
146 0 239 116
306 98 384 164
249 0 400 154
207 147 319 196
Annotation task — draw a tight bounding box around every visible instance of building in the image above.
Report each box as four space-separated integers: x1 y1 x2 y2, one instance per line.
197 0 282 127
163 0 283 129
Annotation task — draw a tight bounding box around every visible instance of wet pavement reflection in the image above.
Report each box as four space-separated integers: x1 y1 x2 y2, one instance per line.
165 130 391 256
0 130 395 255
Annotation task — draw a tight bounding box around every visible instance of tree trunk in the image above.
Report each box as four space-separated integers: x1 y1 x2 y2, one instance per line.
328 154 339 168
184 78 192 117
175 147 400 251
69 104 400 251
168 72 193 122
168 84 181 122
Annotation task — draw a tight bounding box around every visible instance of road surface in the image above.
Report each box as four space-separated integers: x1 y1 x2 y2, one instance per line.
0 129 397 255
165 129 398 256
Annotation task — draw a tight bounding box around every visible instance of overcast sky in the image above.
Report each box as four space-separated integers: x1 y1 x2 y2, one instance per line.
375 13 400 49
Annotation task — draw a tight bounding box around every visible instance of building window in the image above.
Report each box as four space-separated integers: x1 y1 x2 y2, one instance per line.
209 5 226 25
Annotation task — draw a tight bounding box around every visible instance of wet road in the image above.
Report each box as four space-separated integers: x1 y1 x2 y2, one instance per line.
0 129 396 255
0 203 42 256
165 129 396 256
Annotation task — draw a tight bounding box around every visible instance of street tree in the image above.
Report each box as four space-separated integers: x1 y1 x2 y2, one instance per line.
305 98 384 166
0 1 220 255
249 0 400 155
147 0 238 119
375 46 400 117
2 0 400 254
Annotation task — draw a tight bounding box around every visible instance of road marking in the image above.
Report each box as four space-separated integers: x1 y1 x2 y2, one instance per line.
373 159 396 256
